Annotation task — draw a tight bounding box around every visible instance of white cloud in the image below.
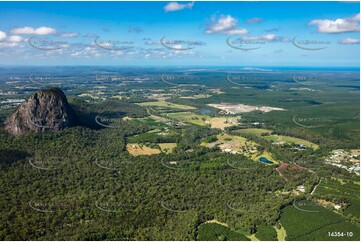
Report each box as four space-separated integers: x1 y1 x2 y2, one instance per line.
0 31 27 48
144 41 160 45
351 13 360 21
58 32 78 38
0 42 19 48
309 13 360 33
11 26 56 35
164 2 194 12
338 37 360 44
7 35 24 42
70 46 101 58
204 15 248 35
226 29 250 35
171 44 184 50
241 34 289 42
0 31 6 40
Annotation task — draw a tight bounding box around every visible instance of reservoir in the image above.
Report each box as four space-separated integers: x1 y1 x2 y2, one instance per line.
199 109 212 115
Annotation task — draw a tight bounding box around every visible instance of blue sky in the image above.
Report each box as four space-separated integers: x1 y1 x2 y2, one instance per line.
0 1 359 67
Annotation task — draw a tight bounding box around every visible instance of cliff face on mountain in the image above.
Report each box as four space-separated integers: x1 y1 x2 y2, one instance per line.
5 88 77 136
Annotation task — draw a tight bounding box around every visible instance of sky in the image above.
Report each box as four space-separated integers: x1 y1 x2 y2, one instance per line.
0 1 359 67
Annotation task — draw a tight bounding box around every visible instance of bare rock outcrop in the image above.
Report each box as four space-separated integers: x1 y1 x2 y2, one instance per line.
5 88 76 136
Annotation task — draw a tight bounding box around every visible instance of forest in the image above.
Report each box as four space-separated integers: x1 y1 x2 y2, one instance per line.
0 96 359 240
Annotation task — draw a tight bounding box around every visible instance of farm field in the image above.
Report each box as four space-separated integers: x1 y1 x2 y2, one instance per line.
126 138 177 155
205 117 239 130
138 101 196 110
165 112 238 129
126 116 167 127
126 143 161 156
200 133 279 164
280 201 360 241
180 94 210 99
158 143 177 154
234 128 273 136
165 112 205 126
298 223 360 241
201 133 259 155
264 135 319 150
127 128 177 144
234 128 319 149
313 178 360 218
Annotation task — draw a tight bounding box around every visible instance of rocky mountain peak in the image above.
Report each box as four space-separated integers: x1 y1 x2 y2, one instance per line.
5 88 77 136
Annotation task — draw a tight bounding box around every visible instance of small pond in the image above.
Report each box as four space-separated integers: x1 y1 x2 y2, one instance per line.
198 109 212 115
259 157 274 164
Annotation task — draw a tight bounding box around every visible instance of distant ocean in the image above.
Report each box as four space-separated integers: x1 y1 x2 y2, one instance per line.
218 66 360 72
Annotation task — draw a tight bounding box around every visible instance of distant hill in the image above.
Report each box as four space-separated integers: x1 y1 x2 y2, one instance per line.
5 88 77 136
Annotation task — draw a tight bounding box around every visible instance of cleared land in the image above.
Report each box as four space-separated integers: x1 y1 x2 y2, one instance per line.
265 135 319 149
165 112 238 130
200 133 278 164
235 128 272 136
201 134 259 156
138 101 196 110
126 143 161 156
313 178 360 218
148 93 173 101
180 94 210 99
276 162 312 182
235 128 319 150
204 220 229 227
205 117 238 130
253 151 279 165
166 112 206 126
159 143 177 154
208 103 285 114
274 225 286 241
209 88 225 94
124 116 167 127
